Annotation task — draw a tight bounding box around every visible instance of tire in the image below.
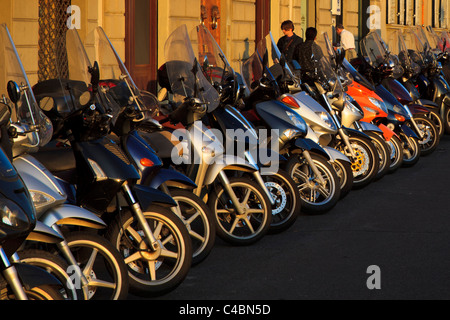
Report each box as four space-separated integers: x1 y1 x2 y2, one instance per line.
443 104 450 135
366 132 391 181
64 231 129 300
401 135 421 167
106 205 192 297
413 115 440 156
208 176 272 246
17 249 83 300
330 159 353 199
262 169 301 234
285 152 341 215
0 279 64 300
169 188 215 266
338 135 379 189
386 135 404 173
425 109 444 138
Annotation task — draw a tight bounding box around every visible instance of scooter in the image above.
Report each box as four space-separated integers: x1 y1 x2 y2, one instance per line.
194 24 301 232
0 24 130 300
31 28 193 298
146 25 273 245
239 33 342 214
85 26 215 266
0 72 63 299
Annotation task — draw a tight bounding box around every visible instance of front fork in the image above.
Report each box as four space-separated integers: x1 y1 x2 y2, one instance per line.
2 248 28 300
244 151 276 206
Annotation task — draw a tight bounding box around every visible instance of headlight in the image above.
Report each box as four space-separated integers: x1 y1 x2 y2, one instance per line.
29 191 56 210
316 111 337 130
283 129 302 140
0 199 30 229
404 105 413 118
368 97 385 113
393 104 407 116
285 111 307 133
345 101 364 116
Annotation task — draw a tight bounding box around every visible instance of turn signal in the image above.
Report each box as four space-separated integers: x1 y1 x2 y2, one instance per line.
281 96 301 109
140 158 155 167
394 114 406 122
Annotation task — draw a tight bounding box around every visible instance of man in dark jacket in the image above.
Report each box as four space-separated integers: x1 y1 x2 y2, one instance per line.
277 20 303 63
293 27 324 75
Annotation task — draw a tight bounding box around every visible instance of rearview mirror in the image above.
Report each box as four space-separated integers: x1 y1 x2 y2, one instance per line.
7 81 20 104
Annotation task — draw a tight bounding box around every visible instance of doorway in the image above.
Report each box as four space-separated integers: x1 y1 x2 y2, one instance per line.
125 0 158 94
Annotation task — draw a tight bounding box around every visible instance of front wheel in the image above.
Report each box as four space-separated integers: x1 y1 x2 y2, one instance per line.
285 153 341 215
413 115 440 156
338 135 379 189
262 169 301 234
366 132 391 181
169 188 215 266
331 159 353 199
386 135 404 173
106 206 192 297
401 135 421 167
64 232 129 300
208 176 272 246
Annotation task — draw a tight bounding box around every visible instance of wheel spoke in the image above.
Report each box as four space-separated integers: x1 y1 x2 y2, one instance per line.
229 217 240 234
88 279 117 290
160 248 179 260
184 211 202 225
124 252 142 265
147 261 157 281
243 217 256 234
126 225 144 244
189 230 205 242
82 248 98 277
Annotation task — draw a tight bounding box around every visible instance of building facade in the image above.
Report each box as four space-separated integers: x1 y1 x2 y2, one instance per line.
0 0 448 95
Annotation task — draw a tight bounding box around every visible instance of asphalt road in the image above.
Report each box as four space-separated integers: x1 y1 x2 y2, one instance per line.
131 135 450 301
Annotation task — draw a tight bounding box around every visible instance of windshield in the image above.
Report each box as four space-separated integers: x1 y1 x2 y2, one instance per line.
164 24 220 112
403 27 435 68
0 24 52 149
361 31 389 67
86 26 158 120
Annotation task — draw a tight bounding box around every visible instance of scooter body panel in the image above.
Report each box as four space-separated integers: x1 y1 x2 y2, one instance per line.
39 204 107 230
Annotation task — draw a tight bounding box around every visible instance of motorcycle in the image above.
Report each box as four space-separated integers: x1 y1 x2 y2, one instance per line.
148 25 274 245
239 32 342 214
193 24 301 232
31 28 193 298
85 26 215 266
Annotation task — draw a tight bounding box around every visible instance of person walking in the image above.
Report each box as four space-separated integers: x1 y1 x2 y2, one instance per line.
277 20 303 63
336 24 357 61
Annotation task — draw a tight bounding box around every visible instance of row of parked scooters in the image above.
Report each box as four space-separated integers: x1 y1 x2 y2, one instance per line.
0 21 448 300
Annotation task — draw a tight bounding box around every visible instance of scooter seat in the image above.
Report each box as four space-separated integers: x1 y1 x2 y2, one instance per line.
33 145 77 183
140 130 181 161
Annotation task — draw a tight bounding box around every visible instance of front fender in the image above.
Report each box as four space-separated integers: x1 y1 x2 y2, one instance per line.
40 204 107 230
344 126 371 140
323 146 352 163
401 123 419 139
12 263 63 290
26 221 64 244
358 121 383 134
408 104 430 115
144 168 197 190
203 155 259 186
132 185 177 209
294 138 330 160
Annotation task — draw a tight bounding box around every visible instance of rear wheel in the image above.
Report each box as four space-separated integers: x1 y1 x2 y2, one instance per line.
425 109 444 138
